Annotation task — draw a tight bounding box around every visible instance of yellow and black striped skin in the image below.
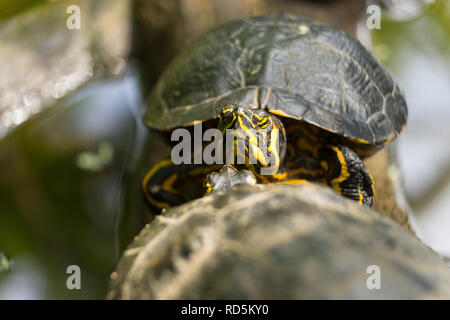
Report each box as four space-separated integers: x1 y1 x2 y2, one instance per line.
142 106 374 213
218 104 286 174
142 161 222 211
270 118 374 206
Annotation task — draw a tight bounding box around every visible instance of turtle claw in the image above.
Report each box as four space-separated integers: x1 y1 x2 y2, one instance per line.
204 165 256 194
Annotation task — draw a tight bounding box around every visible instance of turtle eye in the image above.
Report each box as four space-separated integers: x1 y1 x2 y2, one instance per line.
219 105 237 120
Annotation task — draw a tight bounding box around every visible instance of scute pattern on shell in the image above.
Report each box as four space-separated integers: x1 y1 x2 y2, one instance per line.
144 13 407 145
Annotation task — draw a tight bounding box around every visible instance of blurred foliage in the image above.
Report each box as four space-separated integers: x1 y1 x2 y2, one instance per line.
0 78 142 299
0 0 46 19
371 0 450 69
369 0 450 254
370 0 450 206
0 253 12 273
76 142 114 172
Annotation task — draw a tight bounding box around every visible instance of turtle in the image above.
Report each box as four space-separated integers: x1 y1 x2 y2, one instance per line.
108 183 450 299
141 13 407 212
204 164 257 194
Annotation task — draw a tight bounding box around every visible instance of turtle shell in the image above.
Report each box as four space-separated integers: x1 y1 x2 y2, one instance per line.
144 13 407 146
108 184 450 299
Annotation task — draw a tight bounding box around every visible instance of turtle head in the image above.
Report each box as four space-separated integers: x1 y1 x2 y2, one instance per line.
204 165 256 194
217 104 286 174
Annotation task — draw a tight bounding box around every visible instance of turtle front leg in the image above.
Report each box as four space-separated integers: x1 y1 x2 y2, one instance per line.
142 160 222 213
319 144 374 207
142 159 187 212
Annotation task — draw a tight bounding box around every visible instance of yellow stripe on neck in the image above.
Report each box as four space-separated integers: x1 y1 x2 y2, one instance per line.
329 146 350 195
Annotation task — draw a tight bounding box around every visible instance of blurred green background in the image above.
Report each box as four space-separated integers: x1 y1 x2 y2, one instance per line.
370 0 450 256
